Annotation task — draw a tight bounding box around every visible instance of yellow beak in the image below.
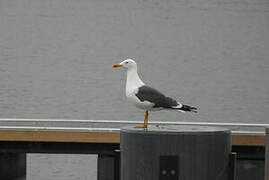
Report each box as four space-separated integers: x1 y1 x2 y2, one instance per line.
112 64 123 68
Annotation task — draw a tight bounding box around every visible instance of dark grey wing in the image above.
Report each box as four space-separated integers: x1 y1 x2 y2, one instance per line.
135 85 178 108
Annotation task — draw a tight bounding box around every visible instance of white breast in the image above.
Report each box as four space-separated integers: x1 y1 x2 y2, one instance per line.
124 65 156 110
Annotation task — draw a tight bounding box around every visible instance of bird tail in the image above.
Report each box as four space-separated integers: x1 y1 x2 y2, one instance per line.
172 104 198 113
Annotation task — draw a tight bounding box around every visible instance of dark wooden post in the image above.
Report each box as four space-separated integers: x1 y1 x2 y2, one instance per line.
121 125 231 180
98 154 115 180
98 150 120 180
0 153 26 180
265 128 269 180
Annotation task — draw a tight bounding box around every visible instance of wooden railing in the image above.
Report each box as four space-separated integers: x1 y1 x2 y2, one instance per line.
0 118 266 145
0 119 267 180
0 128 265 146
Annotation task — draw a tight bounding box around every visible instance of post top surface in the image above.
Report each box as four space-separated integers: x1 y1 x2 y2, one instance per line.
121 125 230 135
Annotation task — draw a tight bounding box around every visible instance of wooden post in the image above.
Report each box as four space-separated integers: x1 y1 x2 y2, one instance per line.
0 153 26 180
97 150 120 180
98 154 115 180
265 128 269 180
121 125 231 180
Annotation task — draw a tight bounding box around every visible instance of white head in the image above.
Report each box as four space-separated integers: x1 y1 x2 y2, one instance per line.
113 58 144 86
112 59 137 70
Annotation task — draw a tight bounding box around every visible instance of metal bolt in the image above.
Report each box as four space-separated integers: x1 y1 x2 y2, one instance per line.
171 170 176 175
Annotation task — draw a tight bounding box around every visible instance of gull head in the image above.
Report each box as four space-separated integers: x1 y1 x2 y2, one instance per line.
112 59 137 69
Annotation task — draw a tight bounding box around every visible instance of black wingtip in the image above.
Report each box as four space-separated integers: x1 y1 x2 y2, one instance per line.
181 104 198 113
191 108 198 113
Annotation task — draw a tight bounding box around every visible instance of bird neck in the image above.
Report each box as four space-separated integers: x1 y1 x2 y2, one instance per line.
126 67 144 94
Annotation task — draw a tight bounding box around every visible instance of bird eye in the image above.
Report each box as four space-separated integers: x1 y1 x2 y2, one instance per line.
125 62 129 64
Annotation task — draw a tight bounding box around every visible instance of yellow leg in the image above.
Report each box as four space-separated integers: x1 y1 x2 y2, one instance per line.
144 110 149 128
135 111 149 129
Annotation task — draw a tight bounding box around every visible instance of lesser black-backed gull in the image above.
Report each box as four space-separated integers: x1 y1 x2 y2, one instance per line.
113 59 197 129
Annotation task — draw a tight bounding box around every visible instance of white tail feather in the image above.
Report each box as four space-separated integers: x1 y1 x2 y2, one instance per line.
176 109 186 113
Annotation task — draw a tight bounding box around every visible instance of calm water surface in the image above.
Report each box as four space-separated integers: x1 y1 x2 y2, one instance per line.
0 0 268 179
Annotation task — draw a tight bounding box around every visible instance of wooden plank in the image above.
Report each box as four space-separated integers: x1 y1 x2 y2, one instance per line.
0 130 120 143
0 153 26 180
0 129 265 146
232 134 265 146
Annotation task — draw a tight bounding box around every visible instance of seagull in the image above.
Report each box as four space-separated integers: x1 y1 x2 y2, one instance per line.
113 59 197 129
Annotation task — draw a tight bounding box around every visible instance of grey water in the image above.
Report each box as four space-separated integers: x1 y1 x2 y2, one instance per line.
0 0 268 179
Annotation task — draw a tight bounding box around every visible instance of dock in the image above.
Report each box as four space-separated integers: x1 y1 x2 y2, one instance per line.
0 119 267 180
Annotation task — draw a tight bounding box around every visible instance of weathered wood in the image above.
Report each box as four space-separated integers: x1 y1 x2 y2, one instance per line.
97 152 120 180
0 129 265 146
98 154 115 180
232 134 266 146
0 127 264 180
265 128 269 180
229 152 237 180
0 153 26 180
0 129 120 143
121 125 231 180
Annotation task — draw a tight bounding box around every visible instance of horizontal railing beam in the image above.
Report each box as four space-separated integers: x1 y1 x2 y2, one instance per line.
0 119 266 146
0 126 265 135
0 118 268 128
0 129 265 146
